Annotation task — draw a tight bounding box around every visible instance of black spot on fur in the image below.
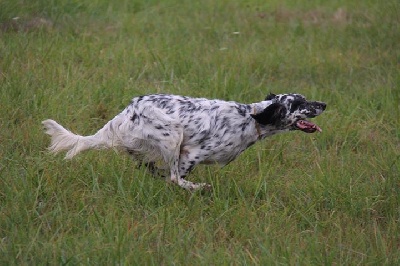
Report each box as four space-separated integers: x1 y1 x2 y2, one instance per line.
166 110 175 115
130 113 138 122
250 103 287 126
265 93 276 101
235 106 247 117
136 96 144 103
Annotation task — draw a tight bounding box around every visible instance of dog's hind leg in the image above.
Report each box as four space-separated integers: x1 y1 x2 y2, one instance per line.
154 124 210 191
167 146 210 191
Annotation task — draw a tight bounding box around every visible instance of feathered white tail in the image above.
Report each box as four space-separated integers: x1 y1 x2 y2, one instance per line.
42 119 107 159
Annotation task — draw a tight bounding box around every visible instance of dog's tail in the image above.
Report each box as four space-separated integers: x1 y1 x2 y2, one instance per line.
42 119 116 159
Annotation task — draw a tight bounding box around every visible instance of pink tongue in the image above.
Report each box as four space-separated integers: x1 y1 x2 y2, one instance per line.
296 120 322 133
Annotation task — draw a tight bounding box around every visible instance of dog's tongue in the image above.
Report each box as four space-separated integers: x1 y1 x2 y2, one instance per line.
296 120 322 133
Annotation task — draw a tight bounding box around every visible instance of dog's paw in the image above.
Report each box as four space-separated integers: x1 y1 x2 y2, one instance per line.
201 183 212 191
190 182 212 193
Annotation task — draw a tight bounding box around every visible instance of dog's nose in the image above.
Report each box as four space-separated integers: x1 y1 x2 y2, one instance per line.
317 102 326 110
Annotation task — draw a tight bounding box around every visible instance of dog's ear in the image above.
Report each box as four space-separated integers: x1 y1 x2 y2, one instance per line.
251 103 286 125
265 93 276 101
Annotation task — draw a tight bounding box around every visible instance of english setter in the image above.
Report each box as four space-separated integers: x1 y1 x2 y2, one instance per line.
42 93 326 191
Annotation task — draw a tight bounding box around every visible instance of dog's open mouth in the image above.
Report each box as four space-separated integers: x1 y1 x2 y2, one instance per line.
295 120 322 133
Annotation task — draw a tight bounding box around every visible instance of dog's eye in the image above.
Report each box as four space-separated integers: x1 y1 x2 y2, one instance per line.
290 100 304 112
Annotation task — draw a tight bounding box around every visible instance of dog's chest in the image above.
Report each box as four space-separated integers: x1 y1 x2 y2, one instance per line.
180 116 257 165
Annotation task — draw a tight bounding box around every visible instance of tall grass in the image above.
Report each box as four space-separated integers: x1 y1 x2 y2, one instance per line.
1 0 399 264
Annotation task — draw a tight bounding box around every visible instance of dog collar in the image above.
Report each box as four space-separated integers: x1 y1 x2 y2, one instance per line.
253 107 262 139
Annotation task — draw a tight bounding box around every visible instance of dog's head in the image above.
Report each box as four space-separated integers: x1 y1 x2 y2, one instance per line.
251 93 326 133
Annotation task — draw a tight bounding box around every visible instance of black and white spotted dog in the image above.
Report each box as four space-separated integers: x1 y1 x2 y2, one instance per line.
42 93 326 191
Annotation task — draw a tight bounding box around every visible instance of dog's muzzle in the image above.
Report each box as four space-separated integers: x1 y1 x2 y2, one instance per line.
294 101 326 133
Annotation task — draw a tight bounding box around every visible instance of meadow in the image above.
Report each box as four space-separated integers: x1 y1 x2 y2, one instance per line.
1 0 399 264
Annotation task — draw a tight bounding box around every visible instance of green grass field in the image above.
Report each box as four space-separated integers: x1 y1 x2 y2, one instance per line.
1 0 399 264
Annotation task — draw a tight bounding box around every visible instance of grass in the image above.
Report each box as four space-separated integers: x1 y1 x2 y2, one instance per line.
1 0 399 264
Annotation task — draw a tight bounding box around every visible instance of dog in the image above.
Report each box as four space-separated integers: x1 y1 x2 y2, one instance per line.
42 93 326 191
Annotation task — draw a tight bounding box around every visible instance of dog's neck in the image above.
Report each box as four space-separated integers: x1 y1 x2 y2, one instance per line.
252 106 262 139
250 101 289 140
251 101 273 140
